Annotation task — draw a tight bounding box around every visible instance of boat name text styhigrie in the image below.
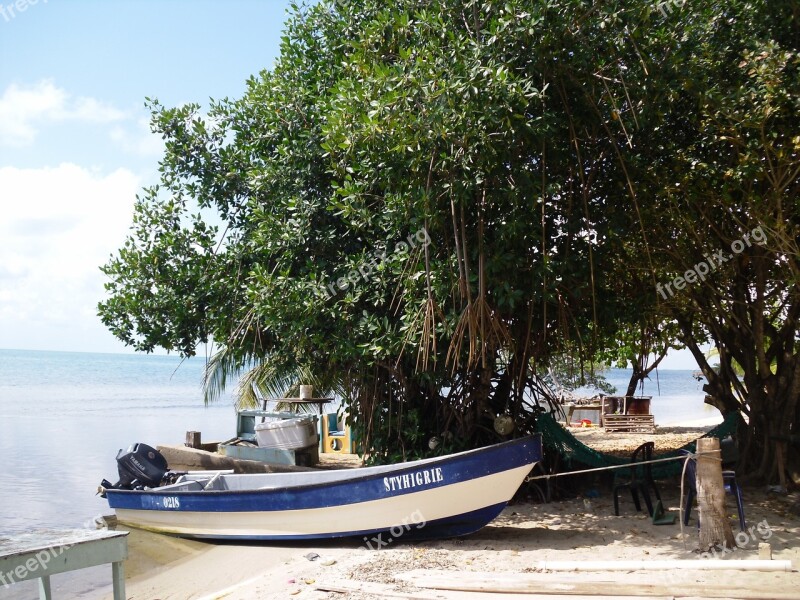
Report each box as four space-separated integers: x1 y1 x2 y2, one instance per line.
383 467 444 492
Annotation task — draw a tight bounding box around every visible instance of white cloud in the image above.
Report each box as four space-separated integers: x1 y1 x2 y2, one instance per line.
0 164 141 350
109 116 164 157
0 80 127 146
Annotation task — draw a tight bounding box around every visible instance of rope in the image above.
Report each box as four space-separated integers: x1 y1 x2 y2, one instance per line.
535 412 739 480
680 453 691 548
525 451 721 481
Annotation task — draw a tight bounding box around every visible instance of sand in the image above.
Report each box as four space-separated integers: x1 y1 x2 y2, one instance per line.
87 487 799 599
568 422 721 458
86 425 800 600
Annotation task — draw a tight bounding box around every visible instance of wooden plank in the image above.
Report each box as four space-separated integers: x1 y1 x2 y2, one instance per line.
534 559 791 572
0 530 128 583
604 414 655 433
315 579 671 600
614 416 652 420
396 570 795 599
0 529 128 600
315 580 452 599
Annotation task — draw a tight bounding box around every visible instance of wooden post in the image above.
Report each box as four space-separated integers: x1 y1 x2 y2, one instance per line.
111 560 126 600
38 576 52 600
185 431 201 448
696 437 735 550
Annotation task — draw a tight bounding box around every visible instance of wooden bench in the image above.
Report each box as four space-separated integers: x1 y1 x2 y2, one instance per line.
604 414 656 433
0 529 127 600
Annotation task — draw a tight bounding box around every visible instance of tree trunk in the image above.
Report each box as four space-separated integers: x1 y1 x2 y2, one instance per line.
696 438 735 551
625 345 668 398
624 376 639 399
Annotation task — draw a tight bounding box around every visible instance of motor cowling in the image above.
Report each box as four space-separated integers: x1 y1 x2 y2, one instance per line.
103 443 168 491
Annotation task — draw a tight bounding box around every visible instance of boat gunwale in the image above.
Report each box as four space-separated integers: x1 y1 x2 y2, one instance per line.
105 434 542 498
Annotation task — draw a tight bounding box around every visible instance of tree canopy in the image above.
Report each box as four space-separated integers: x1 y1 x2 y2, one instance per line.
99 0 799 475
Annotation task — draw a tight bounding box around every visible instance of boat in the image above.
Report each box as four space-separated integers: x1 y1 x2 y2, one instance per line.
99 435 542 541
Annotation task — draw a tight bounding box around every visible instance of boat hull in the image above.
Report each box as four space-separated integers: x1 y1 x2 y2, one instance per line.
105 434 541 541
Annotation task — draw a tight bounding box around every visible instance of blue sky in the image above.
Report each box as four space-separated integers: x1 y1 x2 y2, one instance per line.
0 0 701 368
0 0 298 353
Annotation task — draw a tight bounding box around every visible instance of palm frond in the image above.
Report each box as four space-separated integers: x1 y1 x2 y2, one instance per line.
204 345 351 414
243 356 300 411
203 345 250 406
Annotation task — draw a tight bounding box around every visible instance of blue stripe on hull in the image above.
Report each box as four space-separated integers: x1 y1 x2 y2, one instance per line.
180 502 508 542
106 435 542 513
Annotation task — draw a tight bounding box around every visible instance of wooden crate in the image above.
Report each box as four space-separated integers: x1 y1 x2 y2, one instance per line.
603 414 656 433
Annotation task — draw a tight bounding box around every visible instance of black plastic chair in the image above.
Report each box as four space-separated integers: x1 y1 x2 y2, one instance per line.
613 442 662 516
679 449 746 531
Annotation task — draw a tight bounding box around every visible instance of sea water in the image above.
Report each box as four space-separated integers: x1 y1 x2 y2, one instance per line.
0 349 235 536
573 367 720 426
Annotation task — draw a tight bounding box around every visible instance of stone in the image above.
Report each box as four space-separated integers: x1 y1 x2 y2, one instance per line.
758 542 772 560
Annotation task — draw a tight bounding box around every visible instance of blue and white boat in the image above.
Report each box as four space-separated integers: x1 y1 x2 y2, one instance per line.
100 435 542 541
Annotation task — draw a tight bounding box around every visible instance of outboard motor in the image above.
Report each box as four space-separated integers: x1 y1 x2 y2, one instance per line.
100 443 168 494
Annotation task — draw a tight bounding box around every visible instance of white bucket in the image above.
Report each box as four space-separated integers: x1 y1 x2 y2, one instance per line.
299 385 313 399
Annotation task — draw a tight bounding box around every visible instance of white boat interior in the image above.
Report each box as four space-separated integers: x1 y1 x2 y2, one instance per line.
153 445 478 492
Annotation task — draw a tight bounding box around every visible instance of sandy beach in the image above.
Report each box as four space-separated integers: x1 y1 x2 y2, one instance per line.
83 422 799 600
88 488 799 599
568 419 726 458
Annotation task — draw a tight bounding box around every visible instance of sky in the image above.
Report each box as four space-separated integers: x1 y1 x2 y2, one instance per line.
0 0 702 368
0 0 297 354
